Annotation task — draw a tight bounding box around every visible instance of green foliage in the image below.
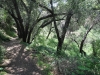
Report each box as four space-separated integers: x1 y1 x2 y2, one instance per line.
57 56 100 75
0 30 10 42
42 66 53 75
0 11 15 38
0 46 5 73
20 41 29 46
62 39 79 57
91 39 100 57
93 4 100 10
75 57 100 75
29 33 56 75
0 0 99 75
29 32 57 55
5 29 16 38
0 67 3 71
35 53 53 75
0 71 6 75
0 46 5 64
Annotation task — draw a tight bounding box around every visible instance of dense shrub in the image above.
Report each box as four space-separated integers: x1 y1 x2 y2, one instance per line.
5 29 16 38
72 56 100 75
0 31 10 42
0 46 6 74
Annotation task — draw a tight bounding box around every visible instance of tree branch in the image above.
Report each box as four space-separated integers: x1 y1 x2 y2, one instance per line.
46 24 52 39
20 0 28 13
31 0 53 14
37 13 66 22
40 19 53 28
50 0 60 40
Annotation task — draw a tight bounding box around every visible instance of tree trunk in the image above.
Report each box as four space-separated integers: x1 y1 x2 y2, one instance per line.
27 29 33 43
24 26 29 42
22 33 27 42
9 11 23 38
79 40 86 56
56 11 73 55
57 38 63 55
92 41 97 57
50 0 63 55
79 23 95 56
12 0 25 40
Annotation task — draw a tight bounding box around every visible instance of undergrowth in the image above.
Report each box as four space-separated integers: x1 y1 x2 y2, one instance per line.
0 46 6 75
5 29 16 38
0 30 10 42
28 31 100 75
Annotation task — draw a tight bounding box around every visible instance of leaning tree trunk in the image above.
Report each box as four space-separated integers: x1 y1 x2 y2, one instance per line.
79 23 95 56
80 40 86 56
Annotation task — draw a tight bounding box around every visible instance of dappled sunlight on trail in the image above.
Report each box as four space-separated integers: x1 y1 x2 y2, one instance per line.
2 38 42 75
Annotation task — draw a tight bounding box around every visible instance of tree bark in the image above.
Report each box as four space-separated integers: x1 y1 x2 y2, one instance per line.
79 40 86 56
12 0 26 42
27 28 33 43
79 23 95 56
9 11 23 38
57 38 63 55
57 11 73 55
50 0 73 55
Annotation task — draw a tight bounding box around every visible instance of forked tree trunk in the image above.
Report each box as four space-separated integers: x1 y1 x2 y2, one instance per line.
50 0 73 55
56 11 73 55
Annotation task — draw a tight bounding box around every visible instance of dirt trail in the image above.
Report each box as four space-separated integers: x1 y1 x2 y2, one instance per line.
2 38 42 75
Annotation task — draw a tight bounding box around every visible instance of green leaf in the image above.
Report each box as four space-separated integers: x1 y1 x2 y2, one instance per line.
0 67 4 71
78 66 90 70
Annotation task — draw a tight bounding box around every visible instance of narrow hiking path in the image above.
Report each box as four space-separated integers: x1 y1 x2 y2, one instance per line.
2 38 42 75
1 38 78 75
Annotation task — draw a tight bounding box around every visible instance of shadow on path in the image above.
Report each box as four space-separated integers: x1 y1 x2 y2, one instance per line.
2 38 42 75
